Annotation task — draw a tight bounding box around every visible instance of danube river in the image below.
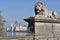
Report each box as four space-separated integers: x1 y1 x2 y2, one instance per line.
6 32 27 36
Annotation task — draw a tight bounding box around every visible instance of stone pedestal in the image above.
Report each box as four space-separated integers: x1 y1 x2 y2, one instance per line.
24 15 60 40
24 2 60 40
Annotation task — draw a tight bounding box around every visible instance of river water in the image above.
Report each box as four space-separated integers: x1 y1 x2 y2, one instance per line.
6 32 27 36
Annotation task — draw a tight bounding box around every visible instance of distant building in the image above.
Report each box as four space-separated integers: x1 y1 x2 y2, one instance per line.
7 21 27 32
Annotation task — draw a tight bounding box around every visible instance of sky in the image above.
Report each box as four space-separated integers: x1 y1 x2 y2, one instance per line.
0 0 60 27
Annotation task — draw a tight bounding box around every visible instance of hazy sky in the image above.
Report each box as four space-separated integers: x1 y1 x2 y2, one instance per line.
0 0 60 27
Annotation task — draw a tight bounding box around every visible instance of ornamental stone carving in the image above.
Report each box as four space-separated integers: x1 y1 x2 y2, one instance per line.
34 2 59 19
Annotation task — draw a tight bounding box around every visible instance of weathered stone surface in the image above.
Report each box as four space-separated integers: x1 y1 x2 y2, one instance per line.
0 36 33 40
35 22 52 34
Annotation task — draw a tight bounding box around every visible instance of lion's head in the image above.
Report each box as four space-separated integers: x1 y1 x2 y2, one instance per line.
34 2 44 15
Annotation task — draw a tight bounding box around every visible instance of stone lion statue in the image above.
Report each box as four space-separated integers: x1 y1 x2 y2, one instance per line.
34 2 44 15
34 2 58 19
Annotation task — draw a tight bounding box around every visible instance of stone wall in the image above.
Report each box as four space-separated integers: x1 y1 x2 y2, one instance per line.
35 22 60 36
0 36 60 40
35 22 52 35
34 19 60 40
0 36 34 40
